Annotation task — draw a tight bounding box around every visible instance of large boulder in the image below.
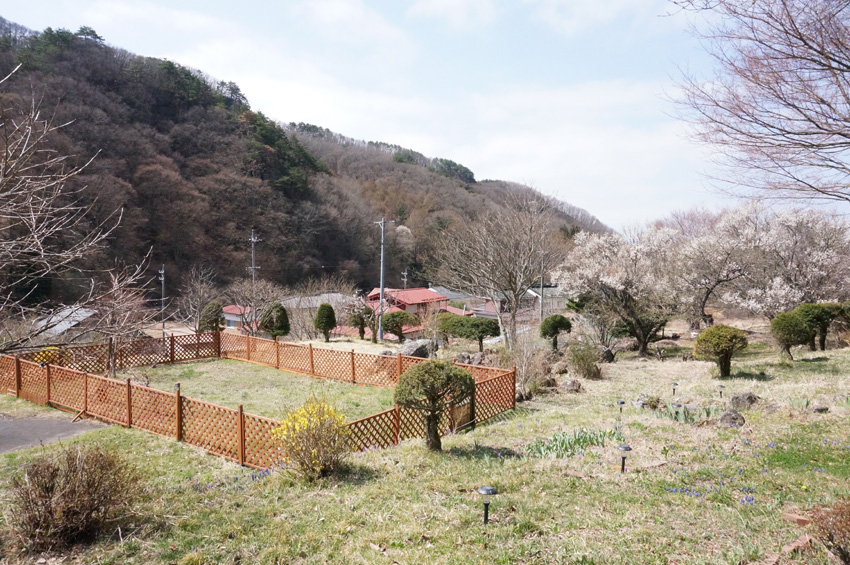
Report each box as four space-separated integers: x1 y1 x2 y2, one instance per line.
730 392 760 411
719 409 745 427
455 352 472 365
560 379 583 393
398 339 438 358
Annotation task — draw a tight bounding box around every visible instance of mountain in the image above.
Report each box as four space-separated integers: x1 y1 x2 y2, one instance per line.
0 17 607 299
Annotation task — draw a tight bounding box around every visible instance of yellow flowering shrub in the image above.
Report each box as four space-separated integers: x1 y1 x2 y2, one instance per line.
272 397 350 479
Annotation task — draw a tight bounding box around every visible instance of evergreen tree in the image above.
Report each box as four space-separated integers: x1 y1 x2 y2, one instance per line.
314 303 337 342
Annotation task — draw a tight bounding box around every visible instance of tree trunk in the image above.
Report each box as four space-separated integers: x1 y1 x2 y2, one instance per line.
478 337 483 352
818 327 827 351
425 413 441 451
808 336 817 351
552 334 558 350
780 344 793 361
718 353 732 377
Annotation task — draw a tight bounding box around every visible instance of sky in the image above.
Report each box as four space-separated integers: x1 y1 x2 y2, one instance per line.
2 0 737 229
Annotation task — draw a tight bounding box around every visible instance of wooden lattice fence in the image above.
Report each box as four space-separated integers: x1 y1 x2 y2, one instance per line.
1 332 515 469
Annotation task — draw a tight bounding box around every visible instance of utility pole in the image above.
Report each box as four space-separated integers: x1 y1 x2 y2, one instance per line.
540 257 544 322
158 264 166 338
248 229 261 285
401 269 408 290
374 218 392 341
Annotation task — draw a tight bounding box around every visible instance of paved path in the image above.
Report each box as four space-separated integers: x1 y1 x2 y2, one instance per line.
0 415 106 453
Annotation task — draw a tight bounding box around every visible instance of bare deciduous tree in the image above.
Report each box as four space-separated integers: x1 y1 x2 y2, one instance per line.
435 194 565 349
176 265 219 334
225 278 288 336
675 0 850 204
285 274 357 340
0 67 126 353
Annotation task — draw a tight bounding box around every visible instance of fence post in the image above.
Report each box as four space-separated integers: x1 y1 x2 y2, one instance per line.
169 334 176 364
126 378 133 427
195 333 200 359
246 334 251 362
512 366 517 409
397 353 402 380
175 382 183 441
13 356 20 397
393 406 400 445
275 336 280 369
350 350 356 384
214 331 221 358
45 364 51 405
83 373 88 414
470 384 476 430
237 404 245 466
308 343 315 376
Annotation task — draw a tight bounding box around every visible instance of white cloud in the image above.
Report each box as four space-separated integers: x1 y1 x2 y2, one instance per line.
294 0 411 47
524 0 670 36
406 0 498 28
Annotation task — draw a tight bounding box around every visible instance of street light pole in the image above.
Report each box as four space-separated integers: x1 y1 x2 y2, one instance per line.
375 218 387 341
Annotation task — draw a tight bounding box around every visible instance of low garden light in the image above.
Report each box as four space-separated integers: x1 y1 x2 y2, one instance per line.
672 382 678 396
671 403 682 421
618 444 632 473
477 485 497 525
718 385 725 399
617 400 625 413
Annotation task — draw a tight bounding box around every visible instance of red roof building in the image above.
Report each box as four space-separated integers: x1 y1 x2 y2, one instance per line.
366 287 449 317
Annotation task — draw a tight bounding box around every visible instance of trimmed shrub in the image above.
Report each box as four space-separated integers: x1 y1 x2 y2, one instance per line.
540 315 572 350
272 397 350 480
381 310 419 342
438 314 499 351
812 499 850 563
314 303 337 342
394 360 474 452
347 305 373 340
770 311 815 360
9 444 140 552
260 302 290 338
198 300 224 332
568 341 602 379
693 324 748 377
794 303 839 351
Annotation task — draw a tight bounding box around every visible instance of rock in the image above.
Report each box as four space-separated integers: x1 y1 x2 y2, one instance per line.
684 403 702 413
719 409 745 427
455 352 472 365
398 339 438 358
730 392 760 411
550 360 570 374
471 352 484 365
379 350 394 357
600 347 615 363
560 379 583 393
633 393 663 410
812 406 829 414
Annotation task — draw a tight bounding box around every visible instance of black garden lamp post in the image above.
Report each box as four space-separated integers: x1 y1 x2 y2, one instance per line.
672 382 678 396
618 444 632 473
718 385 725 399
617 400 625 413
671 403 682 421
477 485 497 525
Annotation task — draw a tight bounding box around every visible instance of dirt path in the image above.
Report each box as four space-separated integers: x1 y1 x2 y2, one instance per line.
0 414 106 454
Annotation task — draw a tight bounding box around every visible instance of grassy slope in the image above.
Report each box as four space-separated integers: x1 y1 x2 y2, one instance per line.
1 347 849 563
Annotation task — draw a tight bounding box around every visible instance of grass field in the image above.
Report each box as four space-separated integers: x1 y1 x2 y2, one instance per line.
117 358 395 422
2 340 850 563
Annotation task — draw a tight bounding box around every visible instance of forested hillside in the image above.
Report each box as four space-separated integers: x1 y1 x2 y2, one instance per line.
0 17 606 300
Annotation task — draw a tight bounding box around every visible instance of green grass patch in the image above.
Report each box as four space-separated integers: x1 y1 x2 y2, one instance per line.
120 359 394 422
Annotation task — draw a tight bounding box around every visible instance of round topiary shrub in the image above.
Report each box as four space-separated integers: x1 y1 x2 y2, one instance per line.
261 302 290 338
770 311 816 360
693 324 748 377
394 360 474 452
540 315 572 350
